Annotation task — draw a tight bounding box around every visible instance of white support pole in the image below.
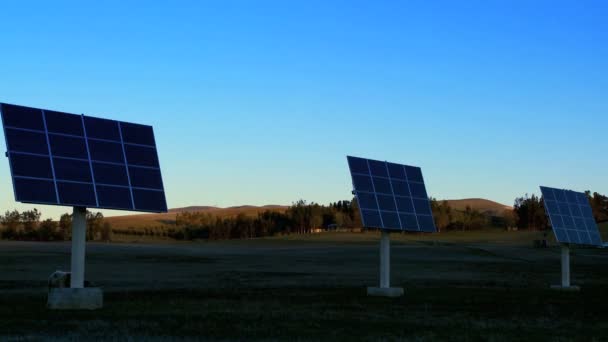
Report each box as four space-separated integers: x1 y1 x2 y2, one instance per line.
561 244 570 288
380 230 390 289
70 207 87 289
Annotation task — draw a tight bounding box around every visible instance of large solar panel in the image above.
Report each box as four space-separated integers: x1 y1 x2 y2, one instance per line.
540 186 602 246
347 156 436 232
1 103 167 213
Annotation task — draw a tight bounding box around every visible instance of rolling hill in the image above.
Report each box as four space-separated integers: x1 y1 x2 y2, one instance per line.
443 198 512 216
106 205 288 229
106 199 511 229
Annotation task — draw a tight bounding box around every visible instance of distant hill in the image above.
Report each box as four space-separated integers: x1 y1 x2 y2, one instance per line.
107 205 288 229
106 199 511 230
444 198 512 216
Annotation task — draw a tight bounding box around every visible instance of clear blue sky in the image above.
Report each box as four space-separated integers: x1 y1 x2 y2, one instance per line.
0 0 606 218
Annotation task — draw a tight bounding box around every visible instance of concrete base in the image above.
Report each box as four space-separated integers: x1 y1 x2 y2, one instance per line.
550 285 581 292
367 287 404 298
47 288 103 310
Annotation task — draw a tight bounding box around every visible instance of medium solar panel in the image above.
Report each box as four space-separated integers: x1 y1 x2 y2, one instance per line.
347 156 436 232
540 186 602 246
1 103 167 213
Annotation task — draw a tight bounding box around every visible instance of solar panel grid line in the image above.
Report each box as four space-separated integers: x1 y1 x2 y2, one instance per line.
10 169 167 193
80 113 100 208
117 121 136 210
40 110 60 204
384 162 406 231
2 125 156 150
402 164 421 232
365 158 385 229
7 150 162 171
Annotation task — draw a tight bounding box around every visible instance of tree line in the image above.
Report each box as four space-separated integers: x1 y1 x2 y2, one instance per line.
1 190 606 242
0 209 111 241
165 200 361 240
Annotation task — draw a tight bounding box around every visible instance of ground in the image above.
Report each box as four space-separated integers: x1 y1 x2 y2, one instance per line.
1 230 607 341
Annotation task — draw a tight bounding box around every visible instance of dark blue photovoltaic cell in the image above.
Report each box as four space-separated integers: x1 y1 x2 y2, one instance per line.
540 186 602 247
387 162 406 180
10 154 53 179
381 212 400 228
45 110 84 136
53 158 92 182
551 215 564 229
84 116 120 141
120 122 156 146
128 167 163 189
348 156 369 174
395 197 414 213
96 185 133 210
1 104 44 130
369 160 388 177
57 182 96 206
5 129 48 154
400 214 418 230
357 192 378 210
124 145 160 168
132 189 167 212
372 177 392 194
391 180 410 197
352 175 374 192
14 178 57 204
417 215 435 232
347 156 436 232
88 140 124 163
554 189 566 202
93 162 129 186
413 199 432 215
409 182 428 199
405 166 423 183
376 195 396 211
361 210 382 228
49 135 88 159
1 102 167 213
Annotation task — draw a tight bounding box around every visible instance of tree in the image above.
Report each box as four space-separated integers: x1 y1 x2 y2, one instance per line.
431 199 452 232
86 211 105 241
513 194 547 230
1 210 21 239
38 219 59 241
59 213 72 241
100 222 112 242
21 209 41 239
503 209 518 230
587 191 608 222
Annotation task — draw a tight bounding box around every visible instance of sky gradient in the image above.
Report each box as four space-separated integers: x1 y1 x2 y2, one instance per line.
0 0 606 218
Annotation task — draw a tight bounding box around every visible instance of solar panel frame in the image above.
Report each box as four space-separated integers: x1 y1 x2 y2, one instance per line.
1 102 168 213
540 186 602 247
347 156 436 232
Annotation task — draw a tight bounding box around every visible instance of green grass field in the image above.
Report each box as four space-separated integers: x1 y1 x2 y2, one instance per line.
1 229 607 341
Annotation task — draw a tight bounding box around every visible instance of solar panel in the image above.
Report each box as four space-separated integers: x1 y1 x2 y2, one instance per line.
347 156 436 232
540 186 602 246
1 103 168 213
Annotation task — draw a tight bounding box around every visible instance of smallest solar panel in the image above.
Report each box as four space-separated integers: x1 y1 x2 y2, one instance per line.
540 186 603 247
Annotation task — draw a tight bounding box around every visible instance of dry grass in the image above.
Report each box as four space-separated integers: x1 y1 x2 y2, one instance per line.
1 230 607 340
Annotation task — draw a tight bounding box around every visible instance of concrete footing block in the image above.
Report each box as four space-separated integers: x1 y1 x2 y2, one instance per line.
47 288 103 310
550 285 581 292
367 287 404 297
